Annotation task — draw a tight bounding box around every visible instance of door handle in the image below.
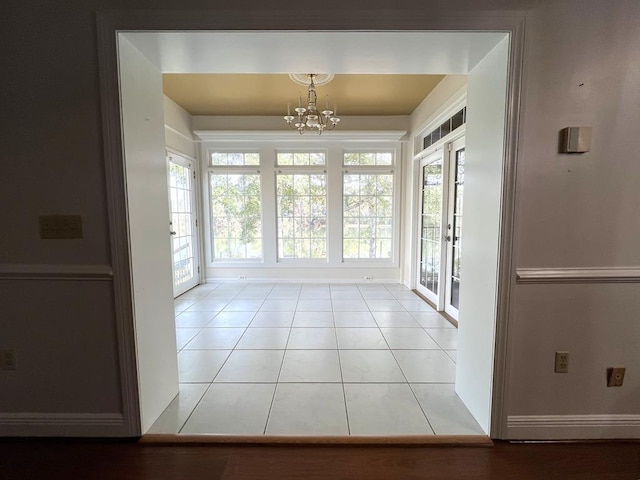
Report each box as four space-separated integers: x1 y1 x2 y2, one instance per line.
443 235 451 242
170 231 177 236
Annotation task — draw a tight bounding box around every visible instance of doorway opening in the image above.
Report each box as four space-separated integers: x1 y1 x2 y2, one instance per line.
99 24 521 437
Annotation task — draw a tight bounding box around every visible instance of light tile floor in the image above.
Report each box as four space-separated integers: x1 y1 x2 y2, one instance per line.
149 282 484 436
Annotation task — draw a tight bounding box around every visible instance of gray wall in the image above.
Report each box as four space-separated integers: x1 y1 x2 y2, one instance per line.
0 0 638 438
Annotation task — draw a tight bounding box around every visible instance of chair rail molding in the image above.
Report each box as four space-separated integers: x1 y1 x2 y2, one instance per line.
516 266 640 284
0 263 113 281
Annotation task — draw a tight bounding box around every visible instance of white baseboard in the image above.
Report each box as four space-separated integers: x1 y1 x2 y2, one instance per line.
204 278 399 284
506 414 640 439
0 412 131 437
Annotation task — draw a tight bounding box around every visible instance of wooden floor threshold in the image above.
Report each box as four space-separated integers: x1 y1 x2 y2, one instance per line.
140 433 493 447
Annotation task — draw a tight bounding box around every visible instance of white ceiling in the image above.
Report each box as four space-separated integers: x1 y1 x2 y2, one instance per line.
122 31 507 74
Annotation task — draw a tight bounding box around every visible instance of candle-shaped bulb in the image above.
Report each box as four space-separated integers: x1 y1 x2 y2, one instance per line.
325 96 329 110
287 103 290 115
298 94 302 107
334 104 337 116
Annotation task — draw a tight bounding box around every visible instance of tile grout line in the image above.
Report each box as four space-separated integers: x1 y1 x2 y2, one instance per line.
377 285 437 435
175 286 230 433
177 283 265 432
223 281 271 348
177 381 214 434
263 287 299 435
331 295 351 435
172 281 457 436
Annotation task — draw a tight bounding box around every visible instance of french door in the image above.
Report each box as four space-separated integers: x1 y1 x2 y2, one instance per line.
416 137 465 320
416 151 445 307
444 138 465 319
168 153 200 297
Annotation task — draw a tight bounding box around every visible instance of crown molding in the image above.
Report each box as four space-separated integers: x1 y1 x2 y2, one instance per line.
194 130 407 142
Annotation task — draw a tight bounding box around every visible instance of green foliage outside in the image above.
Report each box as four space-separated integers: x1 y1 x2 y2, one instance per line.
210 174 262 258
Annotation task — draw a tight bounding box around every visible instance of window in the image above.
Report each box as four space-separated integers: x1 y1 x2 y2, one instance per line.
422 107 466 150
203 143 400 269
209 152 262 260
343 151 395 259
211 152 260 166
276 152 325 166
344 152 393 166
276 152 327 259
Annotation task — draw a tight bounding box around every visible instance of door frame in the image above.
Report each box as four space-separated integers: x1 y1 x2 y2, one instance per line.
97 12 524 438
415 150 446 308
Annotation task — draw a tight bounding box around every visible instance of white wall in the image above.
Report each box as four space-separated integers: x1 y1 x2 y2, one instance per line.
454 37 509 433
164 96 196 158
403 67 507 435
409 75 467 136
119 37 179 433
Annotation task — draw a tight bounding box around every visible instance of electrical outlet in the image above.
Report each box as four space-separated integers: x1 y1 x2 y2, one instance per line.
607 367 625 387
0 349 17 370
238 275 246 280
364 275 373 280
554 351 569 373
39 215 83 239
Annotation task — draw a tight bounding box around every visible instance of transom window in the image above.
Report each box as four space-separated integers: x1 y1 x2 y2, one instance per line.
276 152 326 166
344 151 393 166
211 152 260 166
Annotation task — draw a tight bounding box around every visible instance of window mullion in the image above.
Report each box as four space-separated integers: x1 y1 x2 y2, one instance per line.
260 145 278 265
326 144 344 266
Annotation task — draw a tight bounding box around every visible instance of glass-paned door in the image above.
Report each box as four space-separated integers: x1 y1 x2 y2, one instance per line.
444 139 465 318
416 152 445 306
168 154 200 297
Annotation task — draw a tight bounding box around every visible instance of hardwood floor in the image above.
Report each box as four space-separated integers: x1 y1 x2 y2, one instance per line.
1 440 638 479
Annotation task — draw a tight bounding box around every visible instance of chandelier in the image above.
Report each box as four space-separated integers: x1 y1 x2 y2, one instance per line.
284 74 340 135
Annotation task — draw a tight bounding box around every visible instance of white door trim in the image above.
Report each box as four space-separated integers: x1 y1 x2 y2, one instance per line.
443 137 465 320
415 151 445 307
